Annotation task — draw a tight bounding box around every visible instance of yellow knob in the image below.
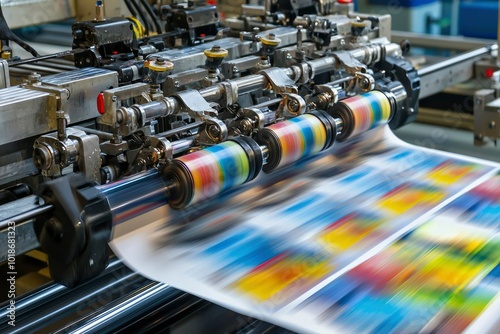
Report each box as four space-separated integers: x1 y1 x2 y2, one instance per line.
145 58 174 72
260 35 281 46
204 47 228 59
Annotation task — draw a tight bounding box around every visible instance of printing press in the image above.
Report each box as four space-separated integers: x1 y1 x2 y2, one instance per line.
0 0 499 332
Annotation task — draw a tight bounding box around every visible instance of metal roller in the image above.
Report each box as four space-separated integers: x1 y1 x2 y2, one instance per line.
255 110 337 173
163 136 264 209
329 90 394 141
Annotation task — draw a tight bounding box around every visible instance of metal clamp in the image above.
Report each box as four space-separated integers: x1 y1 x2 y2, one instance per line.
173 89 218 119
332 50 367 74
100 83 150 127
259 67 298 94
219 81 239 107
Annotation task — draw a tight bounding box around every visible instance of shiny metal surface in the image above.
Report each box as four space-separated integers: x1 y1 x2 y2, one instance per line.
99 170 172 226
0 87 52 145
0 258 148 334
418 45 497 99
41 67 119 123
57 283 177 334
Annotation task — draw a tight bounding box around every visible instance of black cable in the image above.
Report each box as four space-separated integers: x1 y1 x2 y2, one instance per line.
0 4 39 57
124 0 138 18
139 0 163 34
130 0 151 34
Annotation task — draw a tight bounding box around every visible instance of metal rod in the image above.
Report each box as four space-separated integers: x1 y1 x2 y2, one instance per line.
418 45 496 77
73 126 114 140
391 31 495 51
252 98 282 109
156 121 203 138
56 283 178 334
418 45 498 98
0 204 53 230
171 136 196 154
7 49 84 66
0 258 123 321
0 260 147 334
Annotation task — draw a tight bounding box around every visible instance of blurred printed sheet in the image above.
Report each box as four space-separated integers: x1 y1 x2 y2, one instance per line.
111 126 500 333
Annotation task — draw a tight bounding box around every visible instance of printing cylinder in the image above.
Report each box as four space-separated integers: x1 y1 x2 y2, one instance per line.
163 136 263 209
100 170 170 225
329 90 393 142
256 110 337 173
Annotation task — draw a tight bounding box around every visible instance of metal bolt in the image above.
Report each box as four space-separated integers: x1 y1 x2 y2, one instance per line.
288 99 299 112
28 72 41 83
33 145 52 170
318 94 327 106
297 25 303 51
174 81 180 87
267 33 276 40
212 45 221 51
241 119 253 133
208 124 220 138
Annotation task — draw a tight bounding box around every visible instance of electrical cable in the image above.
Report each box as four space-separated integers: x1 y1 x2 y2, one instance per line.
130 0 151 35
124 0 139 18
139 0 163 34
0 4 39 57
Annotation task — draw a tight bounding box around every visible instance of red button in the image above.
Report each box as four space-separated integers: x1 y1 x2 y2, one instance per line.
338 0 352 3
485 68 495 78
97 93 105 115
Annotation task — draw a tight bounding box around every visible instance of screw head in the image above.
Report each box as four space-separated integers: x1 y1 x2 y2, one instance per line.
208 124 220 138
288 99 299 112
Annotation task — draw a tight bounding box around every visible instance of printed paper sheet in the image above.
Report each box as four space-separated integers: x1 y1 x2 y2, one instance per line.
110 126 500 333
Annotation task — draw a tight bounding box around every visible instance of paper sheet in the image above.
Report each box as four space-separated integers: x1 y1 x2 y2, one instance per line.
110 126 500 333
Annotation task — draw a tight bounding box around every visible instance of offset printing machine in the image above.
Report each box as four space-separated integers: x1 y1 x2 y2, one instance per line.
0 0 499 332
